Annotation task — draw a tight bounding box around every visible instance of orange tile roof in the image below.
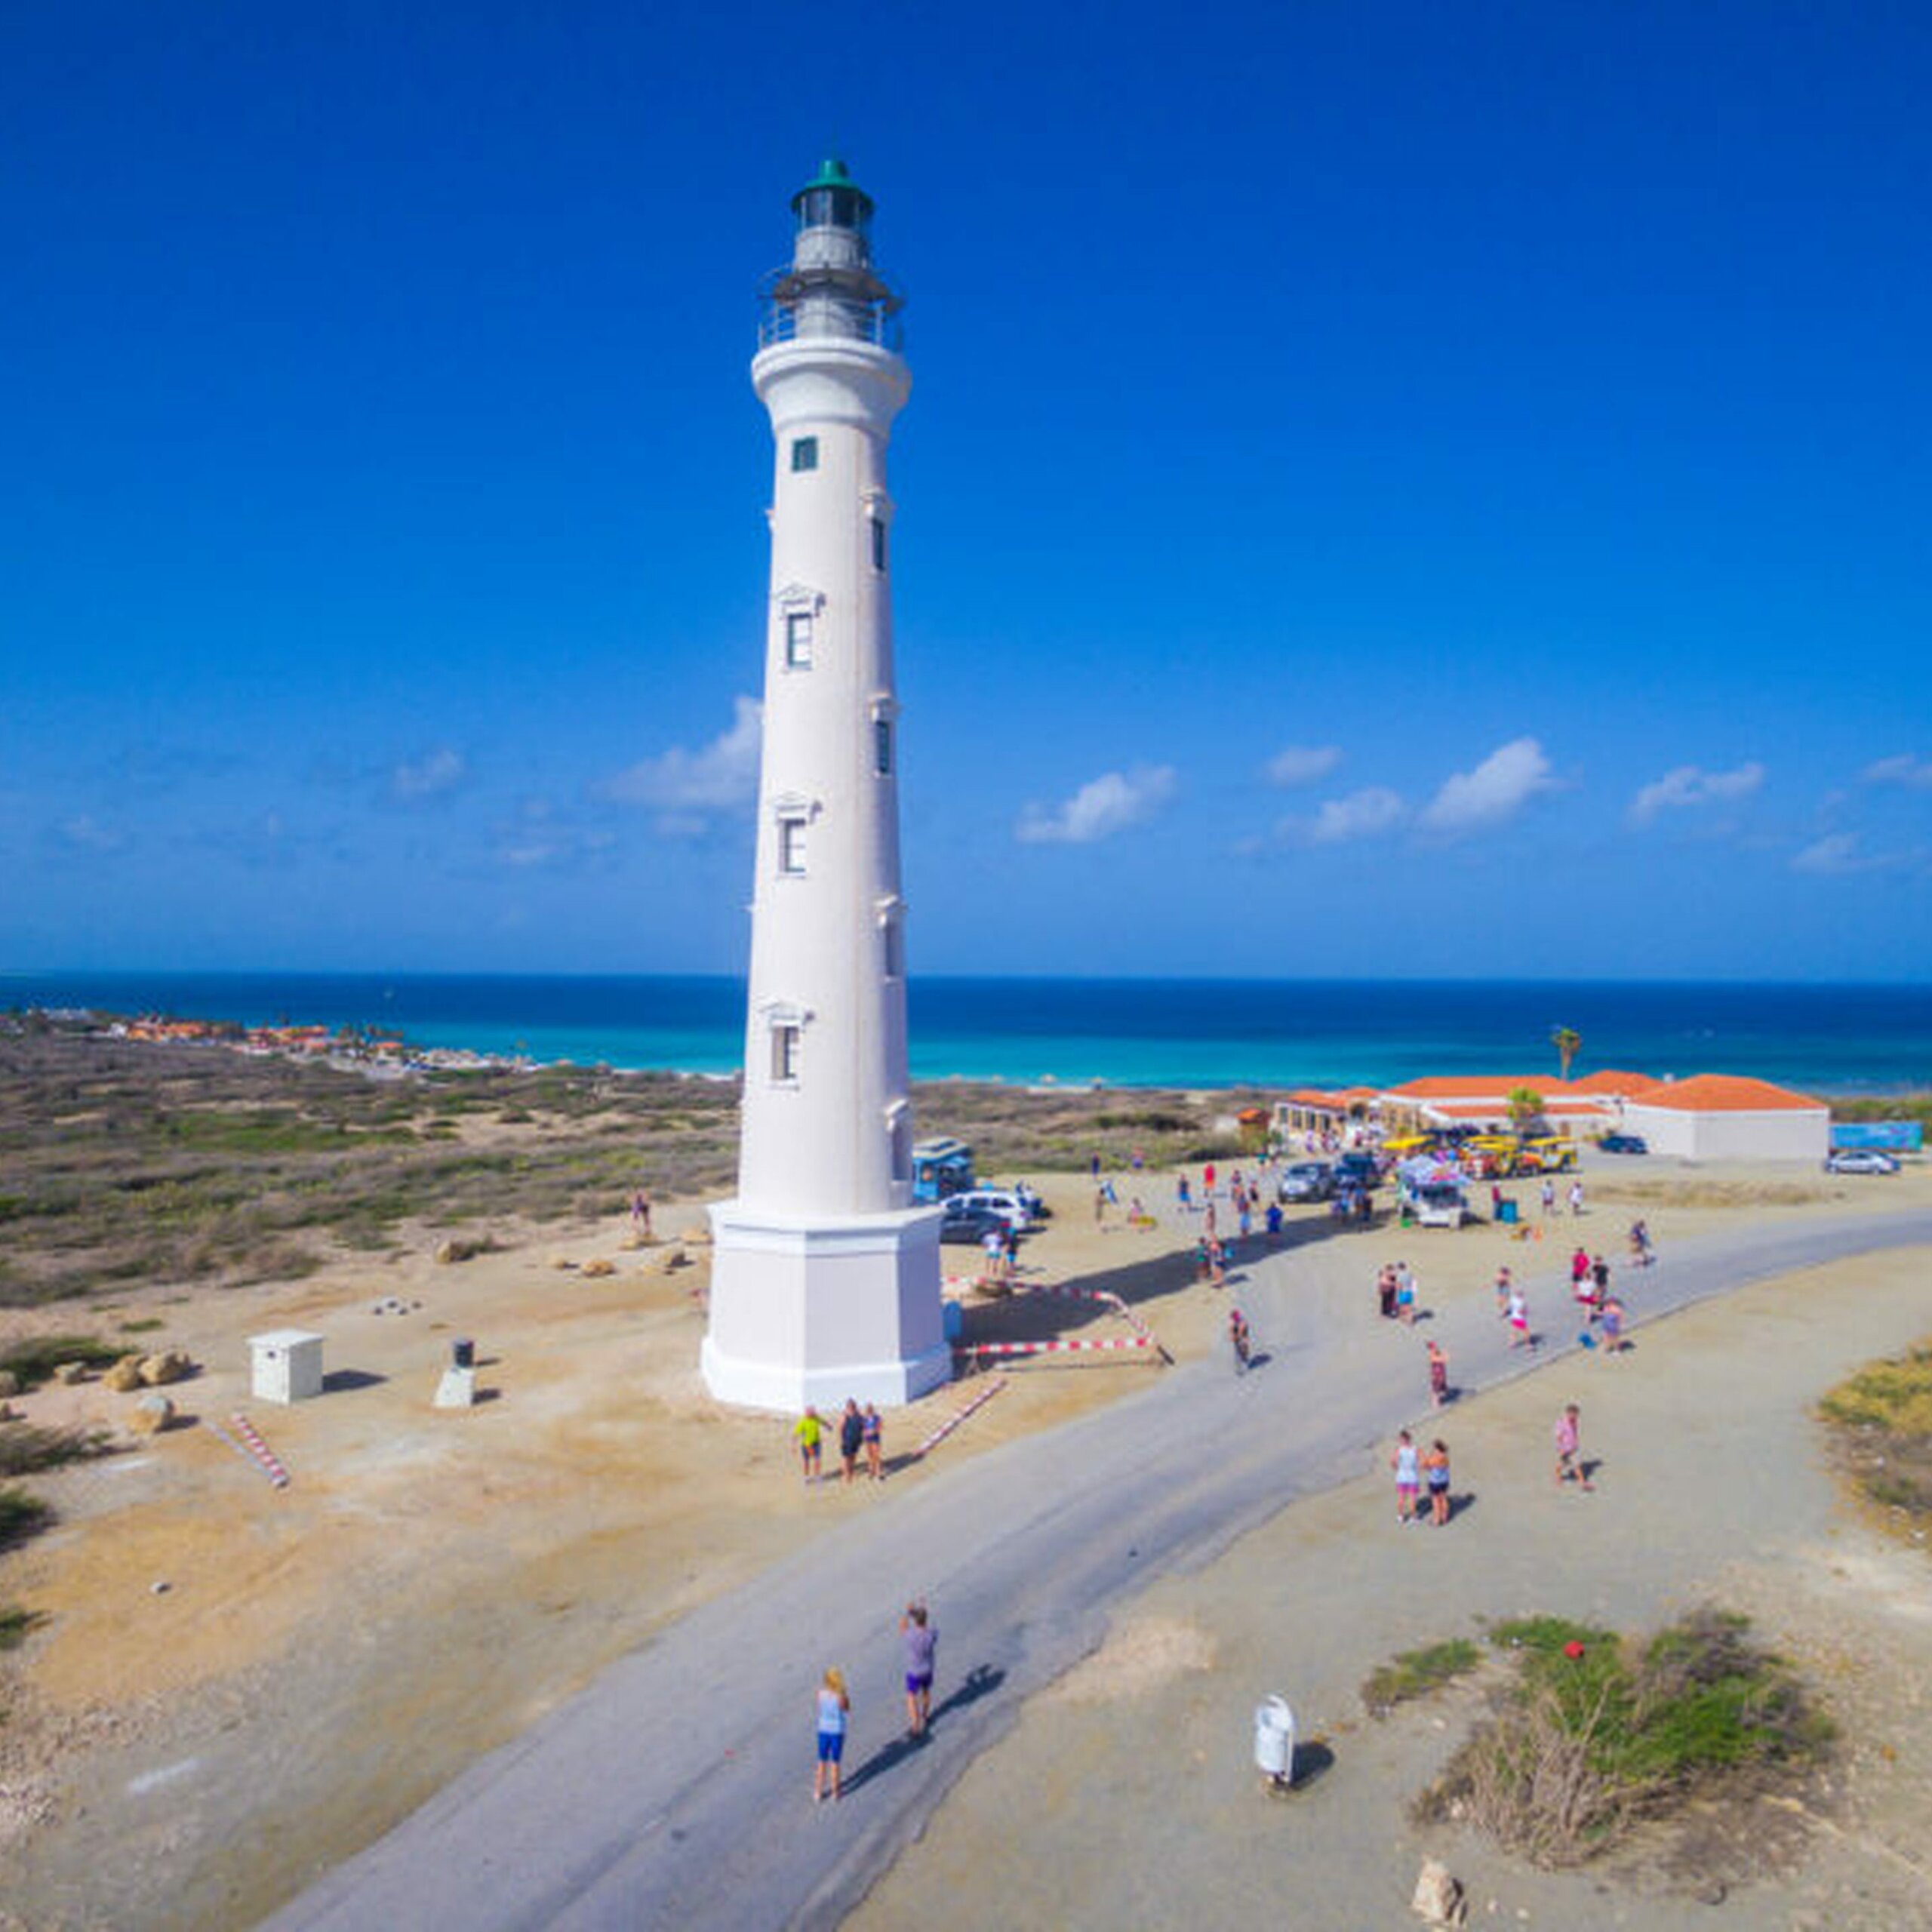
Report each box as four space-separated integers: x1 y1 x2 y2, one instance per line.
1385 1075 1567 1100
1629 1074 1825 1113
1566 1069 1660 1097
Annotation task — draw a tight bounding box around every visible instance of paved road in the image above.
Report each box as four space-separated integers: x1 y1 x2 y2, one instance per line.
262 1204 1932 1932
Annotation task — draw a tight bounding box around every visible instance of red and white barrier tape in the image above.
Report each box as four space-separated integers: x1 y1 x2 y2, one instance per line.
227 1411 291 1489
954 1344 1159 1360
914 1374 1008 1457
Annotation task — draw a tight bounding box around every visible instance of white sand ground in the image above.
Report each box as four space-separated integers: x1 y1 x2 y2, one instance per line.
0 1152 1928 1929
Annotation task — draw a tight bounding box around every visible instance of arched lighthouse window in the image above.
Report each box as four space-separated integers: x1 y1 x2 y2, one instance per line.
869 515 887 573
790 435 819 473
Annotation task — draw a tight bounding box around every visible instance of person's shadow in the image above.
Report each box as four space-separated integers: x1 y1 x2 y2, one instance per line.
841 1665 1006 1797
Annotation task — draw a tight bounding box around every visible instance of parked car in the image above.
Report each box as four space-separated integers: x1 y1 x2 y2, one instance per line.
939 1202 1008 1244
1825 1149 1900 1175
1277 1161 1336 1203
944 1187 1036 1230
1598 1133 1649 1155
1334 1152 1382 1189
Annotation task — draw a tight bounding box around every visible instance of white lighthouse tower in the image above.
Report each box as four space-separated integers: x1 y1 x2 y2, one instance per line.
702 158 949 1413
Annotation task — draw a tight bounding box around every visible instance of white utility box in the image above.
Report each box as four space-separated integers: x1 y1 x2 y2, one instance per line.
249 1329 325 1404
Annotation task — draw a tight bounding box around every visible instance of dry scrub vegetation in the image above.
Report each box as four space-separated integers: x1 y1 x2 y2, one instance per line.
1414 1611 1832 1870
1820 1339 1932 1525
0 1021 1254 1309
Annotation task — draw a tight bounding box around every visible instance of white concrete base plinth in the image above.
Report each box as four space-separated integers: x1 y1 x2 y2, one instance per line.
702 1200 950 1414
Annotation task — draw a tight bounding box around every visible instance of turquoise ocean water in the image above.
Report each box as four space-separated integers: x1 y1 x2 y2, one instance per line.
6 971 1931 1094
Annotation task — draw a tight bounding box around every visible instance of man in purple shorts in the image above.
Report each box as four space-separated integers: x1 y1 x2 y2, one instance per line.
901 1601 937 1737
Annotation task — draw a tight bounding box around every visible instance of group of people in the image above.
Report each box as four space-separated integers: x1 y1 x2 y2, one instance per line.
1389 1428 1454 1525
793 1399 885 1485
1375 1260 1420 1324
1391 1397 1597 1528
813 1601 939 1803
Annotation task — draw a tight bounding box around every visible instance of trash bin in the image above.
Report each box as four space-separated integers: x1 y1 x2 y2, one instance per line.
942 1300 964 1343
1498 1198 1519 1225
1254 1694 1295 1786
451 1337 475 1370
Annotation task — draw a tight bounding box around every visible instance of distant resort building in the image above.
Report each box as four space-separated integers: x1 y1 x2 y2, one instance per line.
1275 1069 1830 1162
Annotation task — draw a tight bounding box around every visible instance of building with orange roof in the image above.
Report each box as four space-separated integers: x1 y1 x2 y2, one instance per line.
1619 1074 1829 1161
1271 1066 1830 1161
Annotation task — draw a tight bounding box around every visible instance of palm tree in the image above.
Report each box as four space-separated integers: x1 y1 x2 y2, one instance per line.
1507 1085 1546 1134
1551 1026 1582 1081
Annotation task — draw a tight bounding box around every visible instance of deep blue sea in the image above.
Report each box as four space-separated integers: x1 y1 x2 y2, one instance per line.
5 971 1931 1095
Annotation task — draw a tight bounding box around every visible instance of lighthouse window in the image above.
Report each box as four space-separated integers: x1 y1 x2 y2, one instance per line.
790 436 819 473
778 816 807 875
881 919 903 980
869 515 887 571
771 1024 800 1084
872 716 894 777
785 610 814 668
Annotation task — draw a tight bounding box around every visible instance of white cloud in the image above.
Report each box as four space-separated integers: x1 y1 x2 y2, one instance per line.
60 814 127 852
1279 785 1408 846
1789 832 1924 878
1266 744 1343 788
1863 753 1932 789
1017 766 1176 844
605 697 762 816
494 799 615 871
392 747 466 801
1628 761 1765 827
1791 832 1875 876
1418 737 1555 837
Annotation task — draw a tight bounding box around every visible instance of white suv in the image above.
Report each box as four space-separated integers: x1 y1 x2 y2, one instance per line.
943 1187 1038 1230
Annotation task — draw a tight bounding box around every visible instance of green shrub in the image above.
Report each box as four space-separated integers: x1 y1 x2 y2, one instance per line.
0 1603 42 1651
0 1487 54 1552
0 1423 111 1477
1362 1638 1482 1715
0 1335 119 1389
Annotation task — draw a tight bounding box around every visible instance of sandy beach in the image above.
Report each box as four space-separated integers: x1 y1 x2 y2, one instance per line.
2 1107 1930 1929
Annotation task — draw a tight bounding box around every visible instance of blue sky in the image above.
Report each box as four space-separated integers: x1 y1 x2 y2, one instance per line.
5 1 1930 980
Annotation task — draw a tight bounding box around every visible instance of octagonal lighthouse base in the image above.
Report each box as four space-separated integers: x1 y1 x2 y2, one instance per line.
701 1201 951 1413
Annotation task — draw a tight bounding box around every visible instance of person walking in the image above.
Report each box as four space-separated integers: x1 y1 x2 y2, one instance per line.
1540 1177 1556 1217
1494 1263 1513 1319
813 1668 850 1802
1228 1305 1251 1374
1568 1178 1586 1217
901 1601 937 1738
794 1406 823 1484
838 1398 865 1485
1427 1338 1449 1408
1395 1261 1417 1326
1423 1438 1451 1525
1392 1429 1420 1524
1555 1402 1592 1489
630 1189 653 1240
1507 1285 1532 1349
863 1402 883 1480
1600 1296 1625 1355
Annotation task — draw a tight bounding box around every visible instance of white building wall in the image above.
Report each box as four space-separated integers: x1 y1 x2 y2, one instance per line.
1621 1103 1829 1162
